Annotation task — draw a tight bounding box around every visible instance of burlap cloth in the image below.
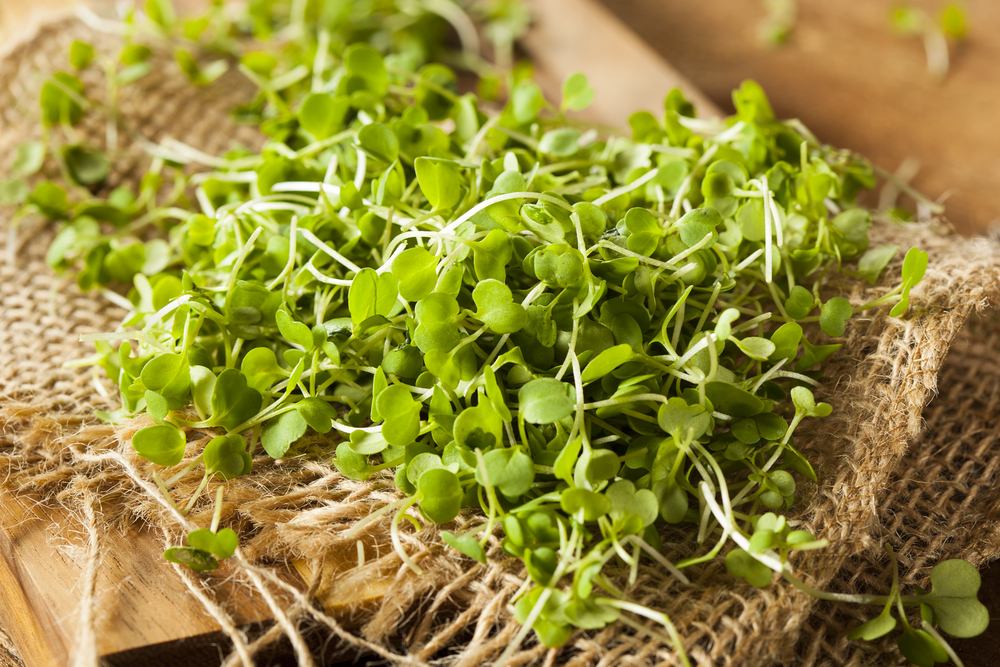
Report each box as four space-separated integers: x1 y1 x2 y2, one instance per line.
1 17 998 667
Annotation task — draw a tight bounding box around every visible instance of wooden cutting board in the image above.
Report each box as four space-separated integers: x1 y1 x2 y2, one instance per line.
598 0 1000 237
0 1 714 665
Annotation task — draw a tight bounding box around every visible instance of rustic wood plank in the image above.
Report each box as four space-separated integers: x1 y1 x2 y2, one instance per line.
520 0 721 124
597 0 1000 235
0 490 281 667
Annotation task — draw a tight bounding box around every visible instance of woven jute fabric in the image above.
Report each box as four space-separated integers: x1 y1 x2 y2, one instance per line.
1 17 999 667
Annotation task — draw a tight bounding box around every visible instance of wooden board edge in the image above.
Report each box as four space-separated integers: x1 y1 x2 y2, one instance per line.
0 525 68 667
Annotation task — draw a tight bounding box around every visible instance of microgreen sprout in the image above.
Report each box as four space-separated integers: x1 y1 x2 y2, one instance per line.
890 2 969 79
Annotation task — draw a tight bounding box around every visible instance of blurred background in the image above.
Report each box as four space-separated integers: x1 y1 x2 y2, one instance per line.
2 0 996 236
598 0 999 237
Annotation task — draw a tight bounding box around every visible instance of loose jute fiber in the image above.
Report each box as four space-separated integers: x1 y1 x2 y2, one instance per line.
2 17 999 667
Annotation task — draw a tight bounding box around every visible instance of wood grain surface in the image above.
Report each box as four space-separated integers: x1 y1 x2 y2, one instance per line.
598 0 1000 236
0 490 280 667
520 0 720 124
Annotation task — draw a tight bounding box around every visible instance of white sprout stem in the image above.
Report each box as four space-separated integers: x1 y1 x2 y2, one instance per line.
354 147 367 190
592 168 660 206
620 536 690 584
423 0 480 55
99 289 134 311
700 482 783 571
734 248 764 272
196 186 216 218
224 227 264 294
157 137 261 170
272 181 341 197
235 201 313 216
596 598 688 660
670 144 719 218
266 217 298 290
439 191 573 236
751 358 787 394
142 294 193 333
304 261 354 286
341 495 413 541
391 496 424 576
921 621 965 667
764 177 784 248
211 486 224 533
328 421 383 435
731 312 772 334
674 332 717 368
756 177 774 283
79 330 143 342
376 243 407 275
769 370 820 386
298 228 363 273
312 29 330 91
190 171 258 186
712 120 747 144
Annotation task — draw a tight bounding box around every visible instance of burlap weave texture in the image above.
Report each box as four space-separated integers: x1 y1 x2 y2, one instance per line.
1 17 998 667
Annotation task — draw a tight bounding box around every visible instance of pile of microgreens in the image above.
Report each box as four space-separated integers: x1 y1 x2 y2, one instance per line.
1 0 989 664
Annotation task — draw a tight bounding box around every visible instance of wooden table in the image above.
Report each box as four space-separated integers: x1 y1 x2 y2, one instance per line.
599 0 1000 237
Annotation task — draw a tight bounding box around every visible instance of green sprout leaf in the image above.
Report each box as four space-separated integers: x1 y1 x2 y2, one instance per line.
923 559 990 638
210 369 263 432
538 128 581 158
415 157 463 210
518 378 575 424
163 546 218 572
476 447 535 499
897 626 949 667
187 528 238 560
62 145 110 186
418 467 463 523
12 142 45 176
261 409 308 459
790 386 833 417
297 93 350 140
349 268 399 326
560 487 612 522
203 433 252 479
276 306 314 349
132 424 186 467
858 245 899 285
357 123 399 163
473 279 527 334
819 296 853 338
657 397 711 439
848 611 897 641
377 385 422 446
561 72 594 112
725 547 773 587
40 73 85 127
785 285 815 319
442 531 487 563
69 41 95 70
890 247 929 317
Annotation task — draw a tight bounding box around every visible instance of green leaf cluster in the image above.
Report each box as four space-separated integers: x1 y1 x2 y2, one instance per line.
27 1 974 662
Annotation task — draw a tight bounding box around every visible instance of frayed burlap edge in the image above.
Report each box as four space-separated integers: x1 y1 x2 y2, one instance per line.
2 16 999 667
